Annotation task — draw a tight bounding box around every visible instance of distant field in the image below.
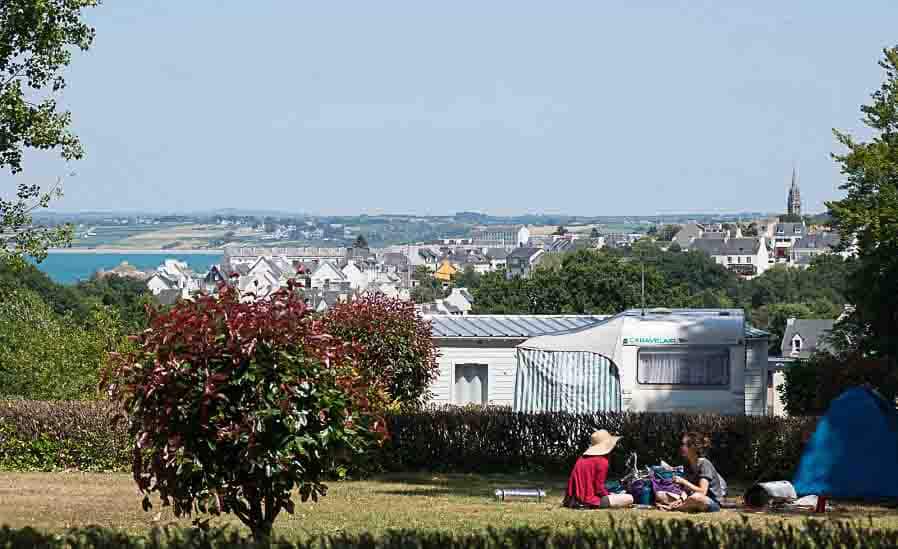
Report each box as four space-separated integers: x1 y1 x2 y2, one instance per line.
70 225 172 248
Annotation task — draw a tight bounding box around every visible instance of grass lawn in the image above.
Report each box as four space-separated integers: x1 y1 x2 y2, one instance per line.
2 472 898 539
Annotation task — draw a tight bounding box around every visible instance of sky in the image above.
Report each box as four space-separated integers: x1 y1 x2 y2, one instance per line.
4 1 898 216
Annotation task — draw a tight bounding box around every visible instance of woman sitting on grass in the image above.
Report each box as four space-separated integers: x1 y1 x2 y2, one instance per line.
657 431 727 513
563 430 634 509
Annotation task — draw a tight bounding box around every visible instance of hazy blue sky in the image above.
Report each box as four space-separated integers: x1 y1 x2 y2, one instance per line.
6 2 898 216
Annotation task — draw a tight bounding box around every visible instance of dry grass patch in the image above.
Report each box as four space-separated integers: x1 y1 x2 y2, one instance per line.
2 472 898 540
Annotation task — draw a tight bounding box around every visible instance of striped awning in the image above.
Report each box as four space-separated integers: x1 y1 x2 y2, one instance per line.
513 348 621 413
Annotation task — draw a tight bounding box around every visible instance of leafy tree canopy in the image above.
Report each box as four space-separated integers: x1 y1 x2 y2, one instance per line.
1 0 99 261
827 45 898 360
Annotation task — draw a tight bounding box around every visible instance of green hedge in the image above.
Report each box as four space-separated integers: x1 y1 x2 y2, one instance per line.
0 400 129 472
0 401 813 482
385 407 815 481
1 521 897 548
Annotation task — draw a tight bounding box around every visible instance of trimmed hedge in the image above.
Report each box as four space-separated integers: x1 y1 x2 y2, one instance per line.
386 407 815 481
0 401 813 482
0 400 129 472
1 521 898 548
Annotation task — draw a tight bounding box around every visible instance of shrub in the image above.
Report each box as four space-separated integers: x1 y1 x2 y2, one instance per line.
2 521 898 548
103 283 387 541
0 400 129 471
321 294 439 409
383 407 814 482
1 401 814 483
781 352 898 415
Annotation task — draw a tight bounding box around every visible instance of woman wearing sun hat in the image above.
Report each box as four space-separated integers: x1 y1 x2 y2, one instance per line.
563 430 634 509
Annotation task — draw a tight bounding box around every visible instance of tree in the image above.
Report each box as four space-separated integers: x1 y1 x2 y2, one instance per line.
353 234 369 249
75 274 151 333
0 287 123 399
756 303 816 355
410 266 446 303
656 224 682 242
826 46 898 361
780 352 898 416
590 227 601 238
104 283 386 541
743 223 759 237
451 265 481 291
553 225 568 236
1 1 99 261
321 294 439 409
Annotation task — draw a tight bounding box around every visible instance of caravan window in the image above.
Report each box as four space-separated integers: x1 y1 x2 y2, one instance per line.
637 347 730 386
454 364 488 405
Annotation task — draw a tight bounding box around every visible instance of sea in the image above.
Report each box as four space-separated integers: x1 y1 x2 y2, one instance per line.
34 252 224 284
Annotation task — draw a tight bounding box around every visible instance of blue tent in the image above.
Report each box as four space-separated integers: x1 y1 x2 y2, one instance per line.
793 387 898 499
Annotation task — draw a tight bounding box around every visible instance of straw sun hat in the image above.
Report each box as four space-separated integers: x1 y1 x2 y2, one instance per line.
583 430 621 456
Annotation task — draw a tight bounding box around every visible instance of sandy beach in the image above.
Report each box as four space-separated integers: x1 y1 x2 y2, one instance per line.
48 248 223 255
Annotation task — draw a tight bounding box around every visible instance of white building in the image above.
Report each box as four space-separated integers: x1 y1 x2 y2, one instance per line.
470 225 530 248
689 236 770 277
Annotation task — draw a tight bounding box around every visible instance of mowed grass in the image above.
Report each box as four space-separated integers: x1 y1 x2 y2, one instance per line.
2 472 898 540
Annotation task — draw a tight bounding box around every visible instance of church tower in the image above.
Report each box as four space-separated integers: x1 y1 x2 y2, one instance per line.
787 167 801 217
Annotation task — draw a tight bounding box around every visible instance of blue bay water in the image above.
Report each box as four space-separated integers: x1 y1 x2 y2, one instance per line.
34 253 223 284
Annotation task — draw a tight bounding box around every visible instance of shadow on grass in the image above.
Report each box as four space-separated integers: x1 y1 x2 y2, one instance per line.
370 472 567 498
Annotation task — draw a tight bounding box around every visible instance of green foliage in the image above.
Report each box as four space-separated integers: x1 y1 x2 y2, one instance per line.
410 266 446 304
474 249 708 315
0 288 124 400
0 401 814 484
780 353 898 416
552 225 567 236
590 227 600 238
104 284 386 541
470 247 852 351
827 46 898 361
0 521 895 549
0 401 129 471
2 521 898 549
656 224 682 242
321 294 440 409
386 407 812 482
0 258 92 320
1 0 99 261
74 275 151 333
450 265 481 291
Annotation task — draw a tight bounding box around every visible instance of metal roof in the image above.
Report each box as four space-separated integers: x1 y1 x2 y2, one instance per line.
426 315 608 338
427 312 769 340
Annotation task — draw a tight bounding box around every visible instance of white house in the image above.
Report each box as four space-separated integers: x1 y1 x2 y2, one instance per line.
341 261 369 290
147 272 178 295
427 311 770 415
689 236 770 277
309 261 348 290
771 222 806 262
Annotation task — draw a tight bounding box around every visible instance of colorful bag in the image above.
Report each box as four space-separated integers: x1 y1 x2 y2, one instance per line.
651 469 684 497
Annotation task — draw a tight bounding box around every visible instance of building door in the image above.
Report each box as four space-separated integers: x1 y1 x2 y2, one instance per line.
454 364 488 405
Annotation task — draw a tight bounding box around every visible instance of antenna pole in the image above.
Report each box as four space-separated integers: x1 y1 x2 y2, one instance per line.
641 259 646 316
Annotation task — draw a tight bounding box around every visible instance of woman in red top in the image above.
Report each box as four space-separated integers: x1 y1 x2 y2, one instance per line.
563 430 634 509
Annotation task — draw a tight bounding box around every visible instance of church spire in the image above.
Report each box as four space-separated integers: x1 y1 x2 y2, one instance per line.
787 165 802 217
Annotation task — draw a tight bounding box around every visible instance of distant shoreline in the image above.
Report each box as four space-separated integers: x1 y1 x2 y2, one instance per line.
48 248 223 255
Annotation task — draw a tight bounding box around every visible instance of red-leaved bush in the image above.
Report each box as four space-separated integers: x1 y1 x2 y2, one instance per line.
321 294 439 409
103 282 387 540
